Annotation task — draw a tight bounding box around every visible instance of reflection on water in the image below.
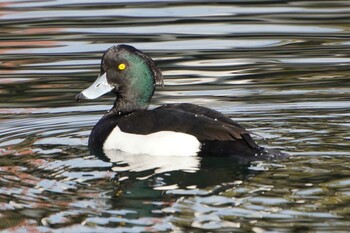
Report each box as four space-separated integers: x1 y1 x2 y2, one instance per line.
0 0 350 232
104 150 201 174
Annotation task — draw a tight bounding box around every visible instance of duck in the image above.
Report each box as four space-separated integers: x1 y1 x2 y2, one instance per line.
75 44 283 160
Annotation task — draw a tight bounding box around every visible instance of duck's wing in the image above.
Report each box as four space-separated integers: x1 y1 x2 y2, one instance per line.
118 104 260 150
157 103 246 130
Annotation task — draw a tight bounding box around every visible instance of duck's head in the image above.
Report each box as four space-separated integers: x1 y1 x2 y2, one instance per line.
75 44 163 111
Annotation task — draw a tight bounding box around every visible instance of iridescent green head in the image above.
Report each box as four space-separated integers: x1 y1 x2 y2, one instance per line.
75 45 163 112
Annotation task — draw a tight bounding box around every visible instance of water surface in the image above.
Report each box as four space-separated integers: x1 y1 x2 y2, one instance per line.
0 0 350 232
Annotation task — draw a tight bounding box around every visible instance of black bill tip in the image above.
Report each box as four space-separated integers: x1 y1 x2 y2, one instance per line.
75 92 86 102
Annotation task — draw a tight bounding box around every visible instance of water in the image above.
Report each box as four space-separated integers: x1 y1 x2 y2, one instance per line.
1 0 350 232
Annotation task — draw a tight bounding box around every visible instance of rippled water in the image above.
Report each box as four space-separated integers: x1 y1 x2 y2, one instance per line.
1 0 350 232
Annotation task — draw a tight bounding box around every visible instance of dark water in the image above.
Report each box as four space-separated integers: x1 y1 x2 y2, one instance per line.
1 0 350 232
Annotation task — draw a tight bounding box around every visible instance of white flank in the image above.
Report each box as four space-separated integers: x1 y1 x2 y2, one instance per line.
103 126 201 156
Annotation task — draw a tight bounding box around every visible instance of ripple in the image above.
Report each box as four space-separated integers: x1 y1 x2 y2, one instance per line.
3 4 350 20
65 24 342 35
4 39 288 55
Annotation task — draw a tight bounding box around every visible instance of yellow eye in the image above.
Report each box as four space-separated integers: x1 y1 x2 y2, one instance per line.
118 63 126 71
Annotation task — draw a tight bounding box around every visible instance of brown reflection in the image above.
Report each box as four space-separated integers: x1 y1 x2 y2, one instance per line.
0 41 58 55
0 8 14 18
0 39 61 75
13 27 64 35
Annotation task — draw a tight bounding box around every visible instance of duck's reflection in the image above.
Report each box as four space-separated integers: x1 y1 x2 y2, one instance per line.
91 148 258 220
103 149 201 174
93 148 255 190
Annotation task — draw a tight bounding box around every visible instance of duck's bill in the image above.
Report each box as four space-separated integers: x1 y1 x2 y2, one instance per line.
75 72 113 101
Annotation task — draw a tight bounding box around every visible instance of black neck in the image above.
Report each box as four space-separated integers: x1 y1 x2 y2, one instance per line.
111 87 151 113
111 99 148 114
